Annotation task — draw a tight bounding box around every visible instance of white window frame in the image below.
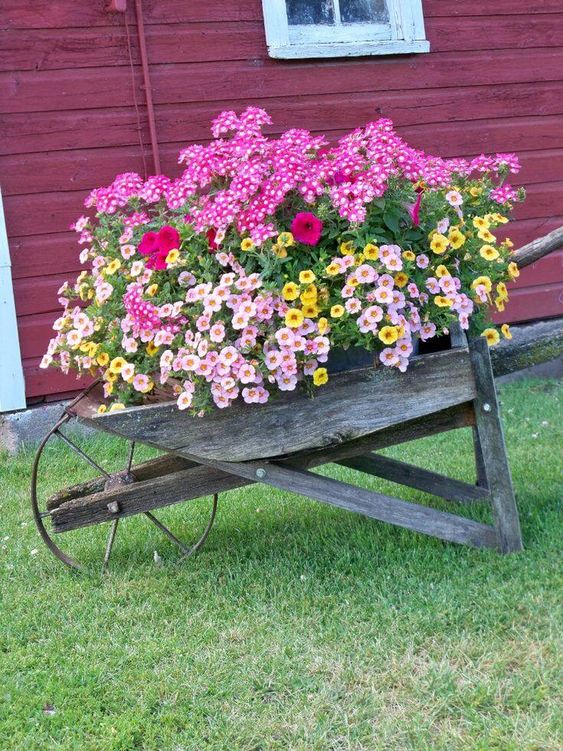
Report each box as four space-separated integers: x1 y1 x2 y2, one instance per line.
0 188 26 413
262 0 429 58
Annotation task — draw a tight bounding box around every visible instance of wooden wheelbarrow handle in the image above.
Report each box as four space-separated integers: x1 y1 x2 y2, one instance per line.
511 225 563 269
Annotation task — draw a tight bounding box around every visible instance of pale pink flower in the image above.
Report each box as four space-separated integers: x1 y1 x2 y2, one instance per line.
177 391 193 410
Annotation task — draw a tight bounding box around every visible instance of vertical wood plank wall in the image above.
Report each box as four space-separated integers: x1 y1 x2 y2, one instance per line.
1 0 562 403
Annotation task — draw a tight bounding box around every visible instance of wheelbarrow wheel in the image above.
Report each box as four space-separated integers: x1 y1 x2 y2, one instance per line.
31 404 218 572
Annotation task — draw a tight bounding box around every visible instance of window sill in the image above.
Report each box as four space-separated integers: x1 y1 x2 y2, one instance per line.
268 39 430 59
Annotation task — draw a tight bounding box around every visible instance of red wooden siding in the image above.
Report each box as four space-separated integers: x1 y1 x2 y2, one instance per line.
1 0 562 402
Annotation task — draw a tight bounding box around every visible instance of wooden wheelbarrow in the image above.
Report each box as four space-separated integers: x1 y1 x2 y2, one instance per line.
31 230 563 570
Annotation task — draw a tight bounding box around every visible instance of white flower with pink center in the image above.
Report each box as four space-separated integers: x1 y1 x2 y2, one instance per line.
182 353 201 371
209 323 226 343
265 350 283 370
380 348 399 367
374 286 392 304
121 244 136 260
445 190 463 207
355 264 377 284
219 346 239 366
133 374 151 392
177 391 193 410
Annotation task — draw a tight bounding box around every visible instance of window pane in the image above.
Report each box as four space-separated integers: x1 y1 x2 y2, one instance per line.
340 0 389 23
286 0 335 25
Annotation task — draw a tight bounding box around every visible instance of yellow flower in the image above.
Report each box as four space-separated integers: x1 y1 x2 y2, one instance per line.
282 282 299 301
165 249 180 265
378 326 399 345
146 284 158 297
97 405 107 415
394 272 408 288
317 317 329 335
402 250 415 262
496 281 508 301
277 232 294 247
508 261 520 279
502 238 514 249
448 228 466 249
501 323 512 339
146 341 159 356
434 295 453 308
300 285 318 304
312 367 328 386
106 259 121 275
347 275 359 288
435 264 449 278
330 304 345 318
363 243 379 260
109 357 127 374
299 269 316 284
478 228 495 243
493 213 509 224
285 308 304 328
473 216 490 230
471 275 492 292
469 186 482 198
430 233 449 254
482 328 500 346
109 403 126 413
340 240 355 256
272 243 287 258
240 238 254 251
302 303 320 318
325 262 340 276
480 244 500 261
494 297 505 312
97 352 110 367
104 370 118 383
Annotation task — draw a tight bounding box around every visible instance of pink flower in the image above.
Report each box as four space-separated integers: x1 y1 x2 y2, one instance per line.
416 254 429 269
290 212 323 246
380 348 399 367
407 190 423 227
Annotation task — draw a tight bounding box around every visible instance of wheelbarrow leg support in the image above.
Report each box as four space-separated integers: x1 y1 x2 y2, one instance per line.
469 338 523 553
103 519 120 572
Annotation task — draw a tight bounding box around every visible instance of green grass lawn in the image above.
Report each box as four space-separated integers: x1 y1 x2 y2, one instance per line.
1 379 561 751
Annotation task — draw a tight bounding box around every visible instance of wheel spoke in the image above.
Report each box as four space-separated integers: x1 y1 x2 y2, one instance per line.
53 428 111 479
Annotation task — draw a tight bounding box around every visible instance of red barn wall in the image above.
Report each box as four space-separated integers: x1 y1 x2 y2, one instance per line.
1 0 562 403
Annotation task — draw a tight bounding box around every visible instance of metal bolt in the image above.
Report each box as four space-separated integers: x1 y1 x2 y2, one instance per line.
256 468 267 479
483 403 492 413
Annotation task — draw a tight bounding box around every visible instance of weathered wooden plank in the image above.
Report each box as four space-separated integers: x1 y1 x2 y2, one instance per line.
469 338 523 552
47 453 194 511
51 462 241 532
337 453 491 505
76 349 477 462
490 318 563 377
177 457 499 550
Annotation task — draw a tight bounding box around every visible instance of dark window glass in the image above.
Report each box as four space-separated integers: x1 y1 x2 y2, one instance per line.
286 0 335 25
340 0 389 23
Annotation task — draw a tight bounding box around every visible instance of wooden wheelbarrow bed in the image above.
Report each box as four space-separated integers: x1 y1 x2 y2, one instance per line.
73 347 477 462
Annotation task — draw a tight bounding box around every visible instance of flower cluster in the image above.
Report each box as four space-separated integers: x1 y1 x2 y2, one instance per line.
43 108 523 413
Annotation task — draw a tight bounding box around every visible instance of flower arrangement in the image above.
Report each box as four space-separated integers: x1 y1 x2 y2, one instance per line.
42 107 524 414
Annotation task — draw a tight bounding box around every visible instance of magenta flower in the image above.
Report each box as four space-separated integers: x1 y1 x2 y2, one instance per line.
290 212 323 246
407 191 423 227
